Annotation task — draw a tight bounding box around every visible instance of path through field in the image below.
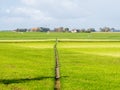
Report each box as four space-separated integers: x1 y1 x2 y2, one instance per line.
0 40 120 90
54 39 61 90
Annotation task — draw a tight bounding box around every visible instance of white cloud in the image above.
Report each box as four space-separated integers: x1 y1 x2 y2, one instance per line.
21 0 38 5
21 0 91 19
5 9 11 13
1 0 120 30
5 7 53 21
3 17 24 23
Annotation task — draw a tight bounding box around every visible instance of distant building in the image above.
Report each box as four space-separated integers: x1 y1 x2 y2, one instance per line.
31 27 40 32
54 27 64 32
71 29 77 33
30 27 50 32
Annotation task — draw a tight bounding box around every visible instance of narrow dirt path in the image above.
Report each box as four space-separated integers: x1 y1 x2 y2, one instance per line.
54 39 60 90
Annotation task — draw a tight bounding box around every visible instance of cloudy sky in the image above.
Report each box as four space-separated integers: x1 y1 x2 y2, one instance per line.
0 0 120 30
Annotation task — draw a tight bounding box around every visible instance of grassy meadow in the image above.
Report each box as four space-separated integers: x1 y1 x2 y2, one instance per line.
0 32 120 40
0 42 55 90
0 32 120 90
58 41 120 90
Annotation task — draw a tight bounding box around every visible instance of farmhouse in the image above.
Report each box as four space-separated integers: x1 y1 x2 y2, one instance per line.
31 27 40 32
30 27 50 32
54 27 64 32
71 29 77 33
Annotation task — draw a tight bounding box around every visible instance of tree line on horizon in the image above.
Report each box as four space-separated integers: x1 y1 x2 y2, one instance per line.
12 27 120 33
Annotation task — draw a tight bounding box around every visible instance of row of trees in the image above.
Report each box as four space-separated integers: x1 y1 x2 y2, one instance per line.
14 27 50 32
14 27 119 33
100 27 112 32
54 27 96 33
53 27 119 33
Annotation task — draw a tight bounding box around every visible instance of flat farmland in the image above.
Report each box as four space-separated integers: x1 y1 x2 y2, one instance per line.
0 31 120 90
0 42 55 90
58 41 120 90
0 32 120 40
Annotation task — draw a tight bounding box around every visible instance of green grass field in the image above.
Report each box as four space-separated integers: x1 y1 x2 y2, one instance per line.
0 32 120 90
0 42 55 90
0 32 120 40
58 41 120 90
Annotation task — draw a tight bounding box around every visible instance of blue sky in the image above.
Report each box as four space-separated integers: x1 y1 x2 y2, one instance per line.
0 0 120 30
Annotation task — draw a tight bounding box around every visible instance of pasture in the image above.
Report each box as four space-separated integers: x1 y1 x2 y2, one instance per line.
0 42 55 90
0 32 120 90
58 41 120 90
0 32 120 40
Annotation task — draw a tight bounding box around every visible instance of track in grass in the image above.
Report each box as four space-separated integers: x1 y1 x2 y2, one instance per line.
54 39 61 90
0 40 120 90
0 40 61 90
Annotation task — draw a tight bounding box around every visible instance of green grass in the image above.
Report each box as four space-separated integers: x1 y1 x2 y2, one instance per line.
0 41 120 90
0 32 120 40
0 32 120 90
58 41 120 90
0 42 55 90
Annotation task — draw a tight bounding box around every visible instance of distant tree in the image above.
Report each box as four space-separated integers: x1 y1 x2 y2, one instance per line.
104 27 111 32
76 29 80 33
64 28 69 32
100 28 104 32
111 28 115 32
40 27 50 32
87 28 96 32
100 27 111 32
15 28 27 32
80 29 86 32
